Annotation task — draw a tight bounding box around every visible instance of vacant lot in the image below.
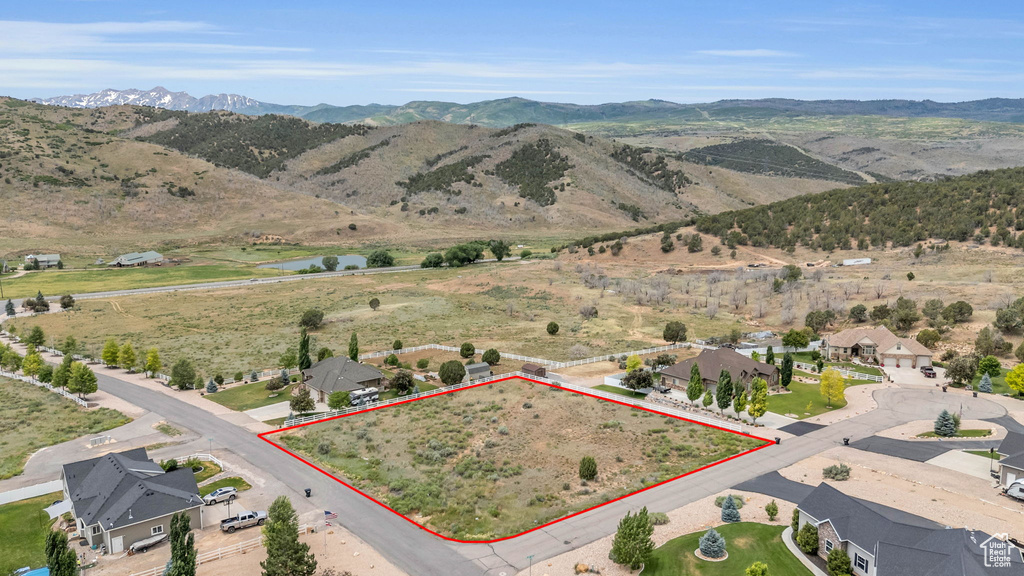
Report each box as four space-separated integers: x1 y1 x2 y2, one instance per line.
275 377 764 540
0 491 62 575
0 377 131 479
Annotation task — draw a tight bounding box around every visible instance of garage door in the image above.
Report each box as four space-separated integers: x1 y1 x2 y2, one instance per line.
917 356 931 368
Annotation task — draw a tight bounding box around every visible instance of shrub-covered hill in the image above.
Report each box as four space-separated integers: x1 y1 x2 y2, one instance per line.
682 139 865 185
695 167 1024 250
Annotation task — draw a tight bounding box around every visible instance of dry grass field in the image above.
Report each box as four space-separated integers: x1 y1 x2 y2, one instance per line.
274 377 764 540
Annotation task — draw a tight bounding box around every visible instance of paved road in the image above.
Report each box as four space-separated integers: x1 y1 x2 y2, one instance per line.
66 371 1018 575
849 436 1002 462
9 258 515 307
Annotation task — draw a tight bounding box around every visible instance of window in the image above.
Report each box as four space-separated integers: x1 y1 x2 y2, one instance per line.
854 554 869 571
91 525 102 535
824 540 834 553
151 525 164 536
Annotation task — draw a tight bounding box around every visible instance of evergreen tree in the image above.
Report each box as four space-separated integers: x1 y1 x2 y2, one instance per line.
144 348 162 377
698 527 727 558
579 456 597 480
206 378 218 393
979 372 993 393
781 353 794 388
702 389 714 408
662 321 687 343
765 345 775 365
5 299 14 317
50 546 78 576
297 328 312 370
45 530 68 569
61 335 78 356
686 363 704 405
26 326 46 346
261 496 317 576
721 495 741 523
101 338 120 366
482 348 501 366
609 507 655 569
460 342 476 359
827 547 853 576
765 499 779 521
438 360 466 386
934 409 959 437
348 332 359 361
716 369 734 414
166 511 197 576
796 523 819 554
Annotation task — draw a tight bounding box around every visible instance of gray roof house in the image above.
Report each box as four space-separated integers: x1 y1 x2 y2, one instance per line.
796 483 1021 575
996 431 1024 488
464 362 492 382
60 448 203 554
108 251 164 267
25 253 61 268
300 356 383 403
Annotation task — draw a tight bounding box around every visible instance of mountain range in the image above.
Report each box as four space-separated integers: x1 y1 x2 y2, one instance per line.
31 88 1024 127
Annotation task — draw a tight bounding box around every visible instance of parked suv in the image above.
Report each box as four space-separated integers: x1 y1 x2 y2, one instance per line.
220 510 266 533
920 366 936 378
203 486 237 505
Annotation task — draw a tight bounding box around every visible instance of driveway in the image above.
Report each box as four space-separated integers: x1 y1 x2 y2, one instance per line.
885 364 945 387
925 450 999 481
849 436 1001 462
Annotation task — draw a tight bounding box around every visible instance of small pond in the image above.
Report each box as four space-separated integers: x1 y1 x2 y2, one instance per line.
257 255 366 271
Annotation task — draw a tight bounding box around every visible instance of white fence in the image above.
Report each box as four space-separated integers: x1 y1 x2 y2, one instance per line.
358 342 693 370
792 361 883 382
174 453 225 469
128 524 311 576
284 371 742 432
0 369 89 407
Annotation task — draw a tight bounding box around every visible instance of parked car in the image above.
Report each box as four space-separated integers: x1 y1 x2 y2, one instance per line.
920 366 937 378
203 486 237 505
220 510 267 533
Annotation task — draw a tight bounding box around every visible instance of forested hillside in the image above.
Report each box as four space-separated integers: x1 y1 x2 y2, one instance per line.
695 167 1024 250
682 139 865 184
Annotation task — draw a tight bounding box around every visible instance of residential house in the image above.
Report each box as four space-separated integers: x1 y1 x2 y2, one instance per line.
658 347 779 395
796 483 1020 575
299 356 384 403
60 448 203 554
25 253 61 268
997 431 1024 488
822 326 932 369
464 362 492 382
108 251 164 267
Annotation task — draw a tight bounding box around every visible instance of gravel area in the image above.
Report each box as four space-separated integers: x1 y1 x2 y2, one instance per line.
876 419 1005 441
515 490 795 576
778 447 1024 536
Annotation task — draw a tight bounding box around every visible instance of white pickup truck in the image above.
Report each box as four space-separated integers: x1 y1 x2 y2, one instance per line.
220 510 267 533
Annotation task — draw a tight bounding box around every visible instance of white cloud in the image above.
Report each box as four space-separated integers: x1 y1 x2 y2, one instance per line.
697 49 798 58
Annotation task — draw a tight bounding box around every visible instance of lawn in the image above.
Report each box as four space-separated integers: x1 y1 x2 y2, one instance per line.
642 522 811 575
193 461 223 483
199 477 252 497
767 381 847 420
275 377 763 541
791 353 883 376
972 368 1019 397
379 381 439 401
0 263 282 299
0 377 131 479
205 381 294 412
965 449 1001 460
593 384 649 399
0 491 62 575
917 429 993 438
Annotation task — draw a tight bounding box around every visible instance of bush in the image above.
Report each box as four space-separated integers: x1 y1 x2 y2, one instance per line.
299 308 325 329
579 456 597 480
385 353 399 366
460 342 475 358
796 522 819 554
792 508 800 532
827 547 853 576
765 499 779 521
366 249 394 268
714 494 746 509
160 459 179 472
416 358 429 369
421 253 444 268
317 441 334 455
649 512 670 526
698 527 726 559
547 321 559 335
823 463 851 481
520 249 532 259
482 348 501 365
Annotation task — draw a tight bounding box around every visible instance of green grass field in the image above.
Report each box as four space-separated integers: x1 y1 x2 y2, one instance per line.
0 492 61 575
966 449 1001 460
918 429 992 438
199 477 252 497
1 264 282 299
193 461 223 483
642 522 812 576
767 381 847 419
593 384 649 399
972 368 1018 397
0 377 131 479
205 381 294 412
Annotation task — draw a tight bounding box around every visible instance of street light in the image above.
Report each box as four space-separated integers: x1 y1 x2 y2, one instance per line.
527 554 534 576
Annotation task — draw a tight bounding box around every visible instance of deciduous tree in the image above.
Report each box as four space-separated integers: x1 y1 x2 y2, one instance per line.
298 309 324 330
622 368 653 391
978 355 1002 378
625 354 642 373
166 511 197 576
686 363 704 405
748 377 768 423
101 338 120 366
69 362 98 397
1006 364 1024 397
290 387 315 413
328 390 350 409
819 367 846 408
366 249 394 268
119 342 137 370
144 348 162 376
390 370 414 395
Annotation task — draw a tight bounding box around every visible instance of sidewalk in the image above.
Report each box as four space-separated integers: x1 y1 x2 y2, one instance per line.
0 480 62 505
781 526 828 576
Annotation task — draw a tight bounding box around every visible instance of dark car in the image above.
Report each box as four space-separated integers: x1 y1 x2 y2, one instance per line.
920 366 936 378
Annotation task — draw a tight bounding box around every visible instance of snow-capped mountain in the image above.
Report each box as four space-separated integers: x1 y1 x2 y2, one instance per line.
32 87 265 113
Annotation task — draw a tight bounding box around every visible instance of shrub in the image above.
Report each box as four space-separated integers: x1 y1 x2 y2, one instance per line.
746 562 769 576
416 358 429 369
579 456 597 480
385 353 399 366
827 547 853 576
317 441 334 455
421 253 444 268
792 508 800 531
482 348 501 365
649 512 670 526
823 463 851 481
699 527 726 559
765 499 779 521
547 321 559 335
520 249 532 259
299 308 325 329
160 459 179 472
438 360 466 386
796 522 819 554
460 342 475 358
714 494 746 509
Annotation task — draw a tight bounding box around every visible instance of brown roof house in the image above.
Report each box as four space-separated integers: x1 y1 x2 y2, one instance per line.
299 356 384 403
659 347 778 395
60 448 203 555
822 326 932 368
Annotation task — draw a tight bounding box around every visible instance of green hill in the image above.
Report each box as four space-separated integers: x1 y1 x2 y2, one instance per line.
695 167 1024 250
682 139 865 184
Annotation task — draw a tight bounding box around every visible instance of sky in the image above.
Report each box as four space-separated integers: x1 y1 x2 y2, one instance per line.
2 1 1023 106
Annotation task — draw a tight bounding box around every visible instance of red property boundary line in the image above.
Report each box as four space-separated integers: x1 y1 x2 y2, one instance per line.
259 375 774 544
